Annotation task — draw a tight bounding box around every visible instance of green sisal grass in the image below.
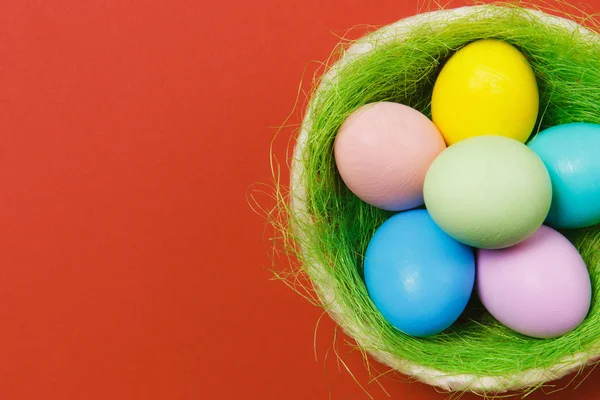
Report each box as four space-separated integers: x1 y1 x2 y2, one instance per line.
280 2 600 385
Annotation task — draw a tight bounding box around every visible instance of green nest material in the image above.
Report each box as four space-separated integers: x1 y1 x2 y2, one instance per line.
281 2 600 394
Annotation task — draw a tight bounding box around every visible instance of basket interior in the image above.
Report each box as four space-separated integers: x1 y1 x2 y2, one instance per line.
297 6 600 377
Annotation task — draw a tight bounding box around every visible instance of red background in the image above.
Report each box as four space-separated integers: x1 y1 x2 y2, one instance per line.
1 0 600 399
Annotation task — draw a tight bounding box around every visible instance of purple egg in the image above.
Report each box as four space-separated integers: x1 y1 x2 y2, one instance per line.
477 225 591 338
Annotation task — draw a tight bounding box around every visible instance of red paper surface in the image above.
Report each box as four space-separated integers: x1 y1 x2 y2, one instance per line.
1 0 600 399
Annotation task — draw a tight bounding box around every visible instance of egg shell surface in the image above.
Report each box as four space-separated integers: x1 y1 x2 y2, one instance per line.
528 122 600 229
334 102 446 211
424 135 552 249
431 39 539 145
364 209 475 337
477 225 591 338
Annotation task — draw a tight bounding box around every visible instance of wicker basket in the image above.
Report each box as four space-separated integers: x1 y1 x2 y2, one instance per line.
290 5 600 393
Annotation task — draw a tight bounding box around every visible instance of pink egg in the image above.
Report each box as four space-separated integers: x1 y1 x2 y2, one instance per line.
334 102 445 211
477 225 591 338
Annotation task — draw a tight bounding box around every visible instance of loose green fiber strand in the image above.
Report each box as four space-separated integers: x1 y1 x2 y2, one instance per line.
274 3 600 386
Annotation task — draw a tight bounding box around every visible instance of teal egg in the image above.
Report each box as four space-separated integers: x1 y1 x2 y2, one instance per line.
528 123 600 229
424 136 552 249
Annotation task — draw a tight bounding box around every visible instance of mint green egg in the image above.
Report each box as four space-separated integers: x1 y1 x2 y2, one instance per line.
423 136 552 249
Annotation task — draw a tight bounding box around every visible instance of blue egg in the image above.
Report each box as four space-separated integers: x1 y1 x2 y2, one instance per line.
528 123 600 229
364 209 475 337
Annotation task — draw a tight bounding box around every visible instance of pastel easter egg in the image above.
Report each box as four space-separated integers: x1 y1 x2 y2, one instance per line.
334 102 446 211
477 225 591 338
424 135 552 249
528 122 600 229
432 39 539 145
364 209 475 337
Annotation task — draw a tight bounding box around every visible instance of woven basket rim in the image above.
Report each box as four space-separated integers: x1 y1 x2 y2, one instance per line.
290 4 600 393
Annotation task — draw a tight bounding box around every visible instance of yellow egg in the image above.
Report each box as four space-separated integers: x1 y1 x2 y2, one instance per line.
431 39 539 145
